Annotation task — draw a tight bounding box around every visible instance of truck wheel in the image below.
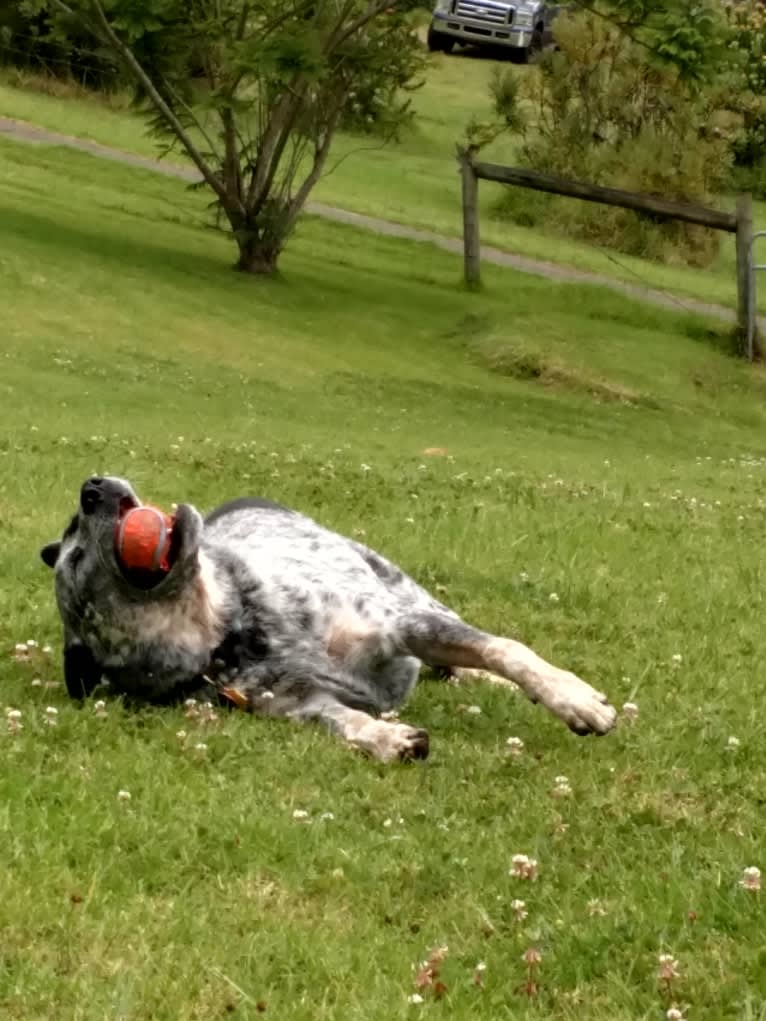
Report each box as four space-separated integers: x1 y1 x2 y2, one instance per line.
427 25 454 53
529 26 545 60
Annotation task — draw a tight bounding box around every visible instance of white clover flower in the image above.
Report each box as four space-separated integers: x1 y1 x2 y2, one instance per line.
319 812 335 822
511 898 528 921
465 704 482 715
549 592 560 603
510 854 538 880
657 954 681 981
666 1009 684 1021
94 700 108 719
6 708 22 734
622 701 639 722
739 866 761 892
727 735 741 750
193 742 208 757
117 789 131 802
506 736 524 757
587 898 607 916
44 706 58 726
671 653 683 665
30 678 42 688
552 775 572 798
292 809 310 821
407 993 424 1004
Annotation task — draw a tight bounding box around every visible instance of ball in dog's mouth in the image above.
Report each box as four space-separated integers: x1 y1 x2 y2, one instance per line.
114 505 176 584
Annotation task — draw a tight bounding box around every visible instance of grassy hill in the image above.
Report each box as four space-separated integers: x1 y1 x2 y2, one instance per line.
3 53 765 315
1 134 766 1019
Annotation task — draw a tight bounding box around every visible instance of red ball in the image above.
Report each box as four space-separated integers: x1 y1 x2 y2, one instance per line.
115 506 174 573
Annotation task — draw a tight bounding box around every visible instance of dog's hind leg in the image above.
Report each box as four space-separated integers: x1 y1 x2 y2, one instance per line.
444 666 519 690
402 613 616 736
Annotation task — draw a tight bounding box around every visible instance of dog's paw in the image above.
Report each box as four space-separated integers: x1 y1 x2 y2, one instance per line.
540 671 617 736
391 723 430 762
349 718 430 762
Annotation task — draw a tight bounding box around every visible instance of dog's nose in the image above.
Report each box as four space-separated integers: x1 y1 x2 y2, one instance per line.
80 477 104 514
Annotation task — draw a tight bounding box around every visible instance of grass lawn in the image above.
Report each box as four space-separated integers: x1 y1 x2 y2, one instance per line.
2 135 766 1019
2 55 766 316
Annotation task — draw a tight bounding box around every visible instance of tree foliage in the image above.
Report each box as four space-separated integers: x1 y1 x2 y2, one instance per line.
577 0 729 84
486 9 737 265
17 0 424 274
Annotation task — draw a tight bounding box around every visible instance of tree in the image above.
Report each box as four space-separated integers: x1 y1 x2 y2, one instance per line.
575 0 729 84
25 0 423 274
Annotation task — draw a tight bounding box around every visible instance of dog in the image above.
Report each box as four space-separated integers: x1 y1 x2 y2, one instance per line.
39 476 617 761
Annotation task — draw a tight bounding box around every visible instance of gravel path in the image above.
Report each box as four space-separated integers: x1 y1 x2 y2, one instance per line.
1 114 756 327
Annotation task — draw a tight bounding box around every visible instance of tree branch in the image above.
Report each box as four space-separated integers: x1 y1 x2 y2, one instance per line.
160 73 223 166
286 101 344 231
49 0 235 209
324 0 393 54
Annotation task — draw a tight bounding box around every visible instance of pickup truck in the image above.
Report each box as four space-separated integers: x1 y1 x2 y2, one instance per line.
427 1 562 61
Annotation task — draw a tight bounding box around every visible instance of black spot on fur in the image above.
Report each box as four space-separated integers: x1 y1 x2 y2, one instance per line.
358 548 403 585
205 497 292 525
64 643 102 700
211 617 271 673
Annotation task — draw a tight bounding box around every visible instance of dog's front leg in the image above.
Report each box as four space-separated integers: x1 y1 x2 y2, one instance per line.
301 697 430 763
220 664 430 763
63 642 102 700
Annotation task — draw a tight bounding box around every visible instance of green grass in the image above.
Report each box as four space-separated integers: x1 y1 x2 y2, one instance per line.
3 57 766 316
2 136 766 1019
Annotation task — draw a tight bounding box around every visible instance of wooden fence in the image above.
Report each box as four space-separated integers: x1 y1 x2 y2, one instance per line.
458 150 758 360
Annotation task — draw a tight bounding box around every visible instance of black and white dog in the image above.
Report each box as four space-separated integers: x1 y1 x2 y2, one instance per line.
40 476 616 761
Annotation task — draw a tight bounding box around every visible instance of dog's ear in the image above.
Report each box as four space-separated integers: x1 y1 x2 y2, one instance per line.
40 541 61 569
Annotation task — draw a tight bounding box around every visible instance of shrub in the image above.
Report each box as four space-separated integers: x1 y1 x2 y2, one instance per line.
493 10 737 266
723 1 766 196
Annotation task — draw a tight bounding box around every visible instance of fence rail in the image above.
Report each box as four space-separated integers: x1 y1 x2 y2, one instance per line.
459 151 758 359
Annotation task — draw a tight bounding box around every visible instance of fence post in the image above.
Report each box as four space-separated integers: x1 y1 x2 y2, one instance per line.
736 193 754 360
459 149 481 289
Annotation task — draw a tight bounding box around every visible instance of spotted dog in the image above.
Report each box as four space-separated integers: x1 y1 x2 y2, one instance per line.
40 476 617 761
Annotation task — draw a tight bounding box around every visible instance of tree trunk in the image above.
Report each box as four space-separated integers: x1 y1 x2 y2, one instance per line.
234 233 280 275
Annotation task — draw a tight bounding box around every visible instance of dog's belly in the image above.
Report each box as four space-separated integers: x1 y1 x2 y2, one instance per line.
203 506 452 709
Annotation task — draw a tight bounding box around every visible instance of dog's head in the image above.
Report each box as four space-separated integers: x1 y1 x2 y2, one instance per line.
41 476 204 605
41 475 212 691
41 476 221 699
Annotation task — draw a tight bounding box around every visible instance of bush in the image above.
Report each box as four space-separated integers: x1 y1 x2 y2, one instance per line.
723 1 766 195
493 10 737 266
